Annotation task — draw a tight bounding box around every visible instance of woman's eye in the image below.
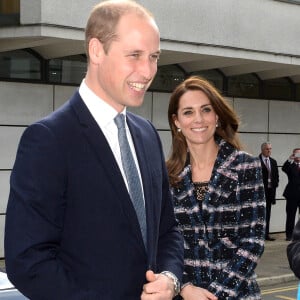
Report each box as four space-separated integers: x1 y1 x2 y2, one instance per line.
183 110 193 115
202 107 212 113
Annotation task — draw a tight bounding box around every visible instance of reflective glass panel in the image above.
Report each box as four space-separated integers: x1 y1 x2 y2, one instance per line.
0 49 41 80
48 55 87 85
149 65 186 92
228 73 260 98
0 0 20 26
296 83 300 101
263 77 292 100
190 69 223 92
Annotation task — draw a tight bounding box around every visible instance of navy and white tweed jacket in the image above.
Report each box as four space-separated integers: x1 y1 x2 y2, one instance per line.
171 138 266 300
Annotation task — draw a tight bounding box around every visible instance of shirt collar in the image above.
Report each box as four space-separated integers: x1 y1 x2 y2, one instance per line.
79 79 126 129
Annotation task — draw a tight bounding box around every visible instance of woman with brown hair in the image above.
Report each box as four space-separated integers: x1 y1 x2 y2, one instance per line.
167 76 266 299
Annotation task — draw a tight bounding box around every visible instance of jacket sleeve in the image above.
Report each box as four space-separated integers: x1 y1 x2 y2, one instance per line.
147 121 184 283
4 123 101 300
208 155 266 299
287 219 300 279
282 160 292 174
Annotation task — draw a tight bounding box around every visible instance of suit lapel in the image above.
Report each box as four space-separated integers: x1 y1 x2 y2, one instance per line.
70 93 147 254
70 93 125 193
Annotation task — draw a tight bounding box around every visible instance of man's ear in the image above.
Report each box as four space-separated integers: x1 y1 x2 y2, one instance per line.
88 38 104 64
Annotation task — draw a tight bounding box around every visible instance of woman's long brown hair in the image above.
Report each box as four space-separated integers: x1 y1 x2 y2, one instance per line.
166 76 242 186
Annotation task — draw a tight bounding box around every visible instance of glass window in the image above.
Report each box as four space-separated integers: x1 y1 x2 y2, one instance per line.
48 55 87 85
228 73 260 98
296 83 300 101
0 0 20 26
263 77 292 100
149 65 186 92
0 49 41 80
190 69 224 92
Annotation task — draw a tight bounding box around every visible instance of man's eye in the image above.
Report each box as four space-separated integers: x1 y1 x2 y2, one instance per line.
131 53 140 58
151 54 160 61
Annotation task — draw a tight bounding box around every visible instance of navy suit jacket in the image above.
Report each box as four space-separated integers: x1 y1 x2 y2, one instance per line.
259 154 279 202
5 91 183 299
282 160 300 201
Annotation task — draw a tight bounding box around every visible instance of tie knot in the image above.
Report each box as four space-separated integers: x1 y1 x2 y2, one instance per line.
114 113 125 130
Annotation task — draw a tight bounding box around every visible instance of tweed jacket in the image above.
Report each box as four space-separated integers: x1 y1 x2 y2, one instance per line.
171 138 266 300
287 218 300 279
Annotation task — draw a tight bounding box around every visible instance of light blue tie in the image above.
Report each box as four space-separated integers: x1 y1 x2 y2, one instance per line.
114 114 147 247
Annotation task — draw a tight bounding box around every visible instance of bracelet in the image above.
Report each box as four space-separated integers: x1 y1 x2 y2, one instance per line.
181 282 193 290
161 271 180 296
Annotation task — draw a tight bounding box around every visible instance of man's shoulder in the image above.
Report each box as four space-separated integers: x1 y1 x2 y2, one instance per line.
127 111 155 131
270 156 278 164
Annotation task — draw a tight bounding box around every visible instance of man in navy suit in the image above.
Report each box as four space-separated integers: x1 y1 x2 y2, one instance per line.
4 1 183 299
259 142 279 241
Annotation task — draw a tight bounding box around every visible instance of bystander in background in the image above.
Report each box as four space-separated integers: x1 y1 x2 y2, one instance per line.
282 148 300 241
259 142 279 241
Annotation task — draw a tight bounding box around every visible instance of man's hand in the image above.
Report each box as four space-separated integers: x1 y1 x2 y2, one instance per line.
141 270 174 300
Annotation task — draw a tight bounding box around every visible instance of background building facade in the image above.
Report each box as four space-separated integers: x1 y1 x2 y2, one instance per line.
0 0 300 258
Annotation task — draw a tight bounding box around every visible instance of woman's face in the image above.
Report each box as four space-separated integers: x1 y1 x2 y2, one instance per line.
174 90 218 147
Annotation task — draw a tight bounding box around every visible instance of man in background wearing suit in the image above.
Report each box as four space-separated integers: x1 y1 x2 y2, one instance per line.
282 148 300 241
259 142 279 241
4 1 183 299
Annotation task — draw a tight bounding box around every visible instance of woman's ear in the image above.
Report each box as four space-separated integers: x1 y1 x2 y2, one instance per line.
88 38 104 64
173 114 179 128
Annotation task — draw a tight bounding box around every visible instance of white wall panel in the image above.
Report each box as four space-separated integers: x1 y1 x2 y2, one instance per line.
152 92 171 130
0 171 10 214
0 82 53 126
143 0 300 59
0 127 25 169
0 216 4 257
270 133 300 166
128 92 153 121
278 169 288 201
54 85 77 110
269 101 300 133
20 0 300 59
270 200 286 233
225 97 234 108
234 98 268 132
157 130 172 160
239 133 268 156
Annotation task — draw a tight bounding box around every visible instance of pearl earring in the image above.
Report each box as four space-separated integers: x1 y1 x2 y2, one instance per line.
216 122 218 128
177 128 181 132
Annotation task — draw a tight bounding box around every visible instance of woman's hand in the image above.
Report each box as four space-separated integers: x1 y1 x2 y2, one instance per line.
180 284 218 300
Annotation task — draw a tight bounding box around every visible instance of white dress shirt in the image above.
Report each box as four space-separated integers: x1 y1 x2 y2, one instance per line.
78 80 144 196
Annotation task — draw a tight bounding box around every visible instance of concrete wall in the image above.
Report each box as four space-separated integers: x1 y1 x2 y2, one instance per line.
0 81 299 257
19 0 300 61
